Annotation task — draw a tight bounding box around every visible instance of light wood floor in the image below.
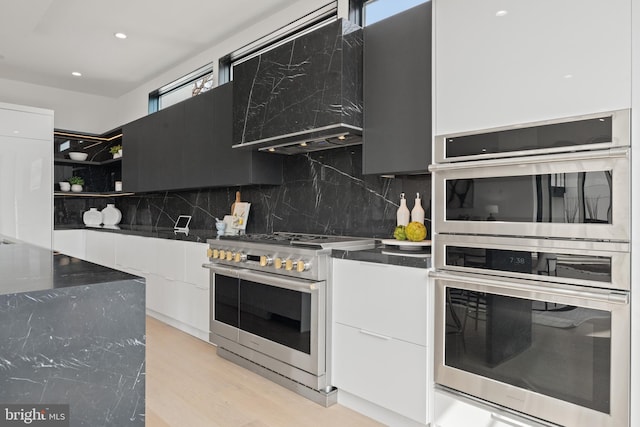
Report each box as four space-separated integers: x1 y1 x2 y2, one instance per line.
145 316 383 427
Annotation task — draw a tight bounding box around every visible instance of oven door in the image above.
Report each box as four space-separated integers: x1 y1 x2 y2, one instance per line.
432 271 630 427
206 264 325 377
431 148 630 241
434 234 630 291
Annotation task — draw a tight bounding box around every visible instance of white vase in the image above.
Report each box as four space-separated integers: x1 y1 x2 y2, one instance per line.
101 203 122 226
59 182 70 192
83 208 102 226
411 193 425 224
71 184 83 192
396 193 410 226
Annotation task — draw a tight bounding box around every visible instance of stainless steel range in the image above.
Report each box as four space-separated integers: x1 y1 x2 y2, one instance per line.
203 232 375 406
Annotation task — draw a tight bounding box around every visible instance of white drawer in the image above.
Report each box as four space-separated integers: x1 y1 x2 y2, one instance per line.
332 259 427 345
333 323 427 424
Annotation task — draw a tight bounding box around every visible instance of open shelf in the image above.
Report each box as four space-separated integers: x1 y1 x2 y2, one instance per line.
54 191 134 197
54 157 122 166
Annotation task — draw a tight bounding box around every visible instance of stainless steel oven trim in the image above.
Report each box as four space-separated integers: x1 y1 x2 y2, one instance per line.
433 272 630 427
205 263 326 377
432 149 630 241
433 109 630 164
434 234 630 290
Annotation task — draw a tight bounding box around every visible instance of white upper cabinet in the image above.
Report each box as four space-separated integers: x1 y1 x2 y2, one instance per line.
434 0 632 134
0 103 53 248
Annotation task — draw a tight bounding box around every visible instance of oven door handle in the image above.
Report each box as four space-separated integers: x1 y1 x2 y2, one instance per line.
202 263 240 278
202 263 322 294
430 271 629 305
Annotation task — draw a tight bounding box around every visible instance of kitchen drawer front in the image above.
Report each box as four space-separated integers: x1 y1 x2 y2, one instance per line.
332 259 427 345
154 238 186 282
85 230 116 268
333 323 427 424
115 234 156 273
184 241 210 288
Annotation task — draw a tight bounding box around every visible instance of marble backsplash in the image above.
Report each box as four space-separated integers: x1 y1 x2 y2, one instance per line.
54 145 431 238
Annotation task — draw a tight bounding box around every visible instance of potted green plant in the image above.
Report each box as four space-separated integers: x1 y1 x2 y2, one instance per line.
110 144 123 158
68 176 85 192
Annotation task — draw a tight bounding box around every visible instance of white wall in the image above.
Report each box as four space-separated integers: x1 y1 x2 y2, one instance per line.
0 78 115 133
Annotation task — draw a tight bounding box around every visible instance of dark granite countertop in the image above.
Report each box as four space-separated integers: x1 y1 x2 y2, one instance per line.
55 224 217 243
332 242 431 269
0 238 141 295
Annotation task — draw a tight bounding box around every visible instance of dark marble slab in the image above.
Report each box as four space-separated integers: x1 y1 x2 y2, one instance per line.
55 146 432 240
0 240 145 426
332 244 431 269
233 19 363 145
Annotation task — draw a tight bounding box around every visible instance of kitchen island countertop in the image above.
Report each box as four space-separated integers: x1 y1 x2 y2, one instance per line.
0 237 145 426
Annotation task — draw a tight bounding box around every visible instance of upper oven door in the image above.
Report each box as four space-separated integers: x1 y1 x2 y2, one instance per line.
434 109 629 163
432 148 630 241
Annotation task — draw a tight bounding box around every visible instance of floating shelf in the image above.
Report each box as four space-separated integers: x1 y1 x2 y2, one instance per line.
54 191 134 197
54 157 122 166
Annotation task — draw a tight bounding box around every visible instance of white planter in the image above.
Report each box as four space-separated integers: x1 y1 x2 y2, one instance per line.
71 184 83 192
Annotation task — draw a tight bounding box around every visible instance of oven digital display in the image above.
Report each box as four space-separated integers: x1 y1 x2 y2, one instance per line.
246 255 261 262
446 246 612 282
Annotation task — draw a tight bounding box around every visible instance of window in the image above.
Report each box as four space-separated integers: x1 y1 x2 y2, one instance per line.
219 2 338 84
148 63 213 113
364 0 427 25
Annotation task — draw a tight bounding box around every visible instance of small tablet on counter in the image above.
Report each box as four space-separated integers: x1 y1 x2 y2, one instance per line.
174 215 192 235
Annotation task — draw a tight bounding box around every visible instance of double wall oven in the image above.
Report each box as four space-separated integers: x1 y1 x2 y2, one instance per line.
203 233 374 406
430 110 631 427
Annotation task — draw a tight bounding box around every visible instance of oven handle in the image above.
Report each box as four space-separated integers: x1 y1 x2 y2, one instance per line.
428 146 629 171
203 263 322 294
430 271 629 305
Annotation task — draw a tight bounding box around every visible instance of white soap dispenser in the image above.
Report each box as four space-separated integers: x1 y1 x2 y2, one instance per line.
411 192 425 224
397 193 410 226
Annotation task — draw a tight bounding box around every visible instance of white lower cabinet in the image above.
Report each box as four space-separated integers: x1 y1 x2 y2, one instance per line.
53 230 86 259
332 259 429 425
333 323 427 423
84 230 116 268
434 388 546 427
77 232 211 341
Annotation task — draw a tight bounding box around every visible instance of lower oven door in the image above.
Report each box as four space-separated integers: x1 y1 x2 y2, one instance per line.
432 271 629 427
206 264 325 377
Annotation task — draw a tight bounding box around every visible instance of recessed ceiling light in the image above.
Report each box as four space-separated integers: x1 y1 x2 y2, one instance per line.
114 32 127 39
71 71 82 77
496 10 508 17
563 74 573 79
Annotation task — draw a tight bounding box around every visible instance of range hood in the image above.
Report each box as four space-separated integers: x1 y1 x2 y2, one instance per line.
232 19 363 155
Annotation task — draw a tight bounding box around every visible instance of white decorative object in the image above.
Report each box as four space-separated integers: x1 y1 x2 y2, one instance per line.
411 192 425 224
83 208 102 226
396 193 410 226
71 184 83 192
69 152 88 161
215 220 227 236
231 202 250 232
59 182 70 192
114 181 122 192
101 204 122 226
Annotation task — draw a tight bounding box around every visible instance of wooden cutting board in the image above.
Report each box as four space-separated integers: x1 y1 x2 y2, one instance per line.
231 191 241 215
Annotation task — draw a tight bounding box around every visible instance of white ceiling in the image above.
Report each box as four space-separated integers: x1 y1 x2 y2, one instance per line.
0 0 300 98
